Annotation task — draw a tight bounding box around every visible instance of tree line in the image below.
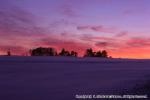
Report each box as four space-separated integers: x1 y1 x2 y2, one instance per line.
29 47 109 58
30 47 78 57
84 48 108 58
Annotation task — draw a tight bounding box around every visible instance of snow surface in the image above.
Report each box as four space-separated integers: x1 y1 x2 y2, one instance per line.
0 56 150 100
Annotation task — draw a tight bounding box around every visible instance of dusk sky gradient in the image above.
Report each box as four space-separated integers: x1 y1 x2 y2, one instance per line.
1 0 150 58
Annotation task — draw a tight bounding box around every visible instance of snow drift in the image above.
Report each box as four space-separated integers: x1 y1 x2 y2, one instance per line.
0 56 149 100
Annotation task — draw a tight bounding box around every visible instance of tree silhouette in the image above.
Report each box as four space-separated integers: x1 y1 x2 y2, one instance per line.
59 48 66 56
95 51 102 57
101 50 108 58
84 48 94 57
59 48 71 56
74 52 78 57
84 49 108 58
31 47 56 56
71 51 78 57
29 47 109 58
48 48 56 56
7 50 11 56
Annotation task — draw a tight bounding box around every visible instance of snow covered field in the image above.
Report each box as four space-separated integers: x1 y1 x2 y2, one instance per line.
0 56 150 100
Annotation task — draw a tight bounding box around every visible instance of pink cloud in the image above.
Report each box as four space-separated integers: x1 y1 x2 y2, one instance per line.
95 41 118 48
126 37 150 47
77 25 116 33
115 31 128 37
0 6 47 38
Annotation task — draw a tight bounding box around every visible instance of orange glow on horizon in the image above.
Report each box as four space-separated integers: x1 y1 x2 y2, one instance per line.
1 46 150 59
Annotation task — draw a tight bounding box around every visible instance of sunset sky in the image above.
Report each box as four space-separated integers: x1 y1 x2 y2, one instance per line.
0 0 150 58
